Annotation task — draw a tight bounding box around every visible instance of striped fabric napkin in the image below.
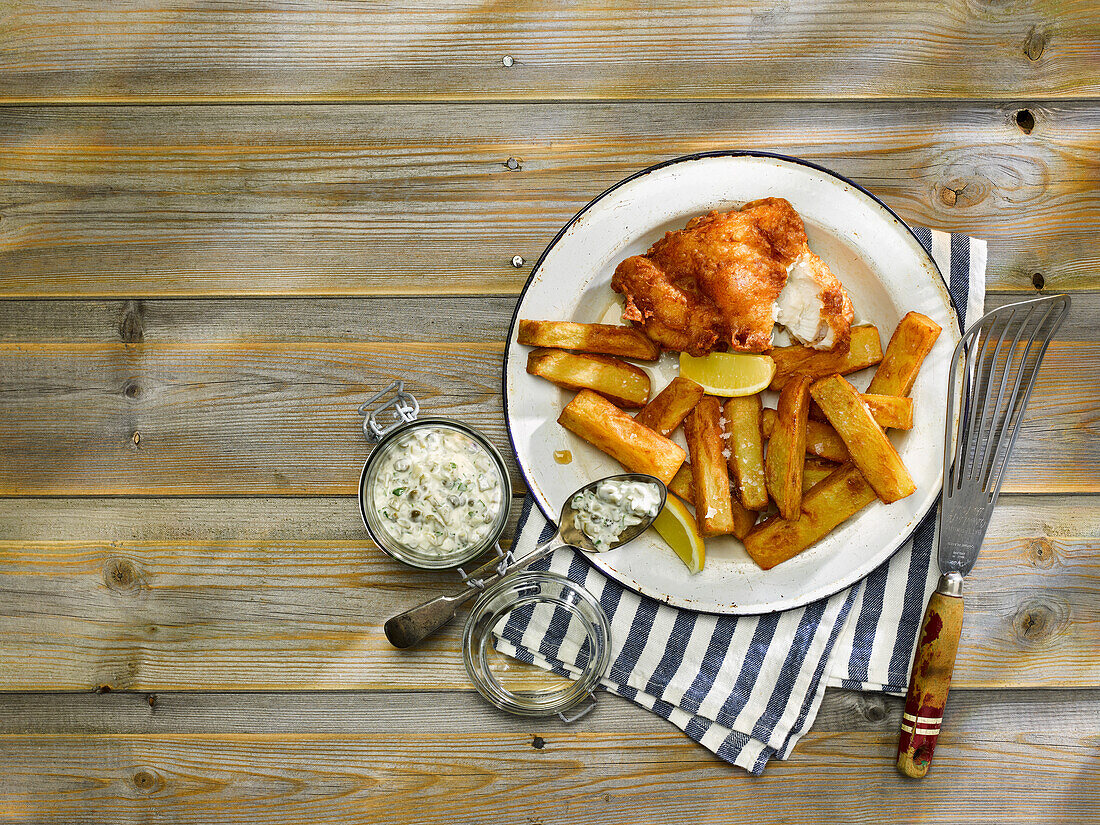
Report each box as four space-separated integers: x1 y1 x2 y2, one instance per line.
496 228 986 773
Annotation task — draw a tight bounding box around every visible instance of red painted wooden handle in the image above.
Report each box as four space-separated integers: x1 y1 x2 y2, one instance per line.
896 584 964 778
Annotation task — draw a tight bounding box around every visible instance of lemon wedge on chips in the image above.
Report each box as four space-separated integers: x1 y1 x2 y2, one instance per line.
653 495 706 574
679 351 776 396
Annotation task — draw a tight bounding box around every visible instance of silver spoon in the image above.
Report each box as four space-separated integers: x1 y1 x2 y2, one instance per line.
383 473 667 649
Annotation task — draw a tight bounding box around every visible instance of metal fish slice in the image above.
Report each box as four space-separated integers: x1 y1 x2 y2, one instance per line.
897 293 1070 779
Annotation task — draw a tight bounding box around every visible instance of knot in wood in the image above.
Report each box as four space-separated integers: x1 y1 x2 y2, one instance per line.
531 735 546 749
937 177 987 209
1014 109 1035 134
1026 537 1058 568
1012 599 1068 646
1022 25 1048 61
504 157 521 170
1031 272 1045 290
502 55 514 67
132 768 164 794
123 380 141 400
104 557 142 593
118 300 145 344
857 694 888 723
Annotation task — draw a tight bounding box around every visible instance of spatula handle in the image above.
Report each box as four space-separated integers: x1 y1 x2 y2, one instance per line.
896 572 964 779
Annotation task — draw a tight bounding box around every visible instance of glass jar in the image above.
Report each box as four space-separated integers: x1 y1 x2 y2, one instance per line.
359 416 513 570
462 570 611 717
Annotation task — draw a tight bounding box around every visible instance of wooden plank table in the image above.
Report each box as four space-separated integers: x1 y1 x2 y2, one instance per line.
1 2 1097 821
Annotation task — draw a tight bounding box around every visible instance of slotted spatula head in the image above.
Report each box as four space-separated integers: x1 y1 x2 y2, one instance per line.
937 293 1070 577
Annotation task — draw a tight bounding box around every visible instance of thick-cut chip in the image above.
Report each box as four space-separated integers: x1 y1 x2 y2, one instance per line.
665 462 755 537
802 458 840 491
801 420 850 463
518 319 661 361
866 312 942 397
527 348 650 408
668 463 695 504
635 376 705 436
728 495 758 540
809 374 916 503
854 393 914 430
762 408 850 463
723 394 768 510
770 324 883 391
558 390 685 484
744 464 877 569
764 375 811 520
684 397 737 537
809 393 914 430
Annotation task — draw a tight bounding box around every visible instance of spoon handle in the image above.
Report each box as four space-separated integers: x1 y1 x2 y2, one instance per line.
383 588 481 649
382 535 560 649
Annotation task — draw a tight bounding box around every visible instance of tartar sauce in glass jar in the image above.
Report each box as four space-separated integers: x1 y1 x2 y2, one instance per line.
570 479 663 551
370 424 505 561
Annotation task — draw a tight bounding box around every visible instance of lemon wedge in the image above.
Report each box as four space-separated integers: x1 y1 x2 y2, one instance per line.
653 495 705 574
678 351 776 396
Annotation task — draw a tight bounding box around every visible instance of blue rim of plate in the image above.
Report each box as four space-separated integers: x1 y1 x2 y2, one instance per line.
501 150 959 611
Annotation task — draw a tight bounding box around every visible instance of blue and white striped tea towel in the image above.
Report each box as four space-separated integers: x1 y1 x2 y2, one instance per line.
497 229 986 773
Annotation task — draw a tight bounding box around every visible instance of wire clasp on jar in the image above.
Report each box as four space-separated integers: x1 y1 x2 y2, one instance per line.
358 380 420 442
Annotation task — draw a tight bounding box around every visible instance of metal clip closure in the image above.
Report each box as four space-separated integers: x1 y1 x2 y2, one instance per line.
557 692 597 724
358 380 419 442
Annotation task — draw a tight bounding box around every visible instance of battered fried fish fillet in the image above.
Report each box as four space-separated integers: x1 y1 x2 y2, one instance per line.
775 249 855 351
611 256 723 355
611 197 853 355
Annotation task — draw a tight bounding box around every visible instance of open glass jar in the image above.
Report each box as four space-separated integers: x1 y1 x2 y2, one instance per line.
358 382 512 570
462 570 611 718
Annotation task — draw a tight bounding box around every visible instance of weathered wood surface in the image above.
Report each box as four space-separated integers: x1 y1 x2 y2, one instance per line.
1 102 1097 297
0 298 520 344
4 685 1096 736
0 495 1093 691
0 689 1095 825
1 0 1097 814
0 337 1093 496
1 292 1097 344
2 1 1097 103
0 340 514 495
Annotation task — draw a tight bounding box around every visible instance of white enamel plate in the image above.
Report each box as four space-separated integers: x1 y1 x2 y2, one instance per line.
503 153 961 614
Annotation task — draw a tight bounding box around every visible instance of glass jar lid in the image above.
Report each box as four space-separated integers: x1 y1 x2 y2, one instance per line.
359 417 513 570
462 570 611 717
